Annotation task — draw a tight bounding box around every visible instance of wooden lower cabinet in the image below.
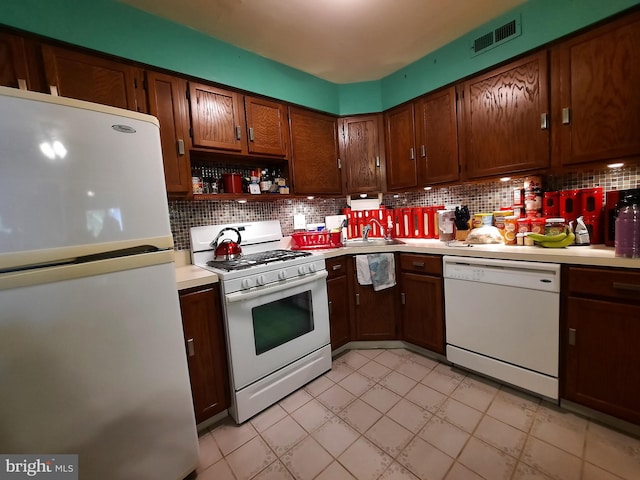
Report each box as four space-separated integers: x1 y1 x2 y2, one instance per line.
326 257 352 350
179 285 230 424
399 254 444 354
351 255 398 340
562 266 640 425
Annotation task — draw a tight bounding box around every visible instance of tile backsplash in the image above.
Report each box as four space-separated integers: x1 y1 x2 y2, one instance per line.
169 165 640 250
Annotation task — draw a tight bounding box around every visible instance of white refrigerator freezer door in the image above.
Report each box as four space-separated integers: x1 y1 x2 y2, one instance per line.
0 89 171 259
0 262 198 480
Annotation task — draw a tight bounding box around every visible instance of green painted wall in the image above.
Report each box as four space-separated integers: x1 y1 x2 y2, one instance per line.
381 0 640 109
1 0 638 115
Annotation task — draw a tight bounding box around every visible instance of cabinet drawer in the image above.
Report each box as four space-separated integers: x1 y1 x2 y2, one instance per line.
567 267 640 303
399 253 442 276
326 257 347 279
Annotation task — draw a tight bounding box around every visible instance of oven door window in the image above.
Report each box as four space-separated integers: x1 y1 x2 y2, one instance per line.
252 290 314 355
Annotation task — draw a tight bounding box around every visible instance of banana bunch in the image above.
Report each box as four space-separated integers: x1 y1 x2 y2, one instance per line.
526 227 575 248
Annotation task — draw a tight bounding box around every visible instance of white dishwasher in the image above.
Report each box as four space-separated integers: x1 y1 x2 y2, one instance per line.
443 256 560 399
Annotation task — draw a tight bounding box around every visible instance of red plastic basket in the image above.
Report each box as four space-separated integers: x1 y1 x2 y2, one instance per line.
290 231 343 250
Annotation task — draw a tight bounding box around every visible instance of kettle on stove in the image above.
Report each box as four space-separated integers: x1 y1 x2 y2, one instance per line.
210 227 242 260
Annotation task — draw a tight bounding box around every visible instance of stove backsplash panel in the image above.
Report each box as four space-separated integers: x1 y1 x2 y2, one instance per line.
169 165 640 250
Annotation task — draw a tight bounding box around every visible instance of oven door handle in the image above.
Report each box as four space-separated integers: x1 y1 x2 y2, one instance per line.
225 270 328 303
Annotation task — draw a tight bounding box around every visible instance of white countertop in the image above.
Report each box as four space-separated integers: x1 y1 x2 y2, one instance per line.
174 239 640 291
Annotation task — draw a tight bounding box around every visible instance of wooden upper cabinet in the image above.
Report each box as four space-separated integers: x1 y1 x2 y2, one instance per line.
289 107 341 195
384 102 417 191
189 82 248 153
0 32 31 90
551 11 640 167
244 95 289 157
41 44 145 111
339 114 385 194
415 86 459 185
146 71 192 197
461 51 550 179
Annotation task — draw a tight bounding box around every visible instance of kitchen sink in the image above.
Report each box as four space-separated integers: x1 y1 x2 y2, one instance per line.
343 238 405 247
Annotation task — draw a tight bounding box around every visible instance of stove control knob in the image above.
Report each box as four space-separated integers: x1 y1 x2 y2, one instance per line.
278 270 287 281
241 278 254 289
298 265 308 275
256 275 266 286
308 263 317 273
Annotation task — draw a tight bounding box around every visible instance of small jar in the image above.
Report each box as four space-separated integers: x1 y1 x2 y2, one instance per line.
530 218 546 235
517 218 531 233
503 216 518 245
545 218 566 236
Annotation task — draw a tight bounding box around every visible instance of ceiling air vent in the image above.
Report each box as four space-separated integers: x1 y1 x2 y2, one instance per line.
471 15 522 56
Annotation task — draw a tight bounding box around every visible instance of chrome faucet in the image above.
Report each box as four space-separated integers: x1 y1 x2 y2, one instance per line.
362 217 392 241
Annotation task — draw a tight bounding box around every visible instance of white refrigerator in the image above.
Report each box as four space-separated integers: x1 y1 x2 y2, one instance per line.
0 87 199 479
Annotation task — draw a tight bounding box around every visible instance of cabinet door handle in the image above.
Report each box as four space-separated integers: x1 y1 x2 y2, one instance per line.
540 113 549 130
235 126 242 140
412 261 425 268
568 328 576 346
332 264 342 271
328 300 332 315
376 156 380 168
409 147 415 160
401 292 406 305
17 79 27 90
421 145 426 158
249 127 254 141
177 139 185 155
186 338 195 357
355 293 360 306
612 282 640 292
337 158 342 169
562 107 571 125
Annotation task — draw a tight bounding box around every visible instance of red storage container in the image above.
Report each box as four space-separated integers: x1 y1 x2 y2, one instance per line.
582 214 603 244
559 189 580 223
580 187 603 215
411 207 424 238
543 192 559 217
400 208 413 238
393 209 403 238
291 231 343 250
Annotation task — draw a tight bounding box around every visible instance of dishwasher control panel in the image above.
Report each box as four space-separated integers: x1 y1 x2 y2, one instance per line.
442 256 560 293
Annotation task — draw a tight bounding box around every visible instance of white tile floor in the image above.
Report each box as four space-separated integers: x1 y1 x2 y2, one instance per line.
195 348 640 480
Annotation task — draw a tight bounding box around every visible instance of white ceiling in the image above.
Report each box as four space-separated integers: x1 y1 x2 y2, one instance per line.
121 0 527 83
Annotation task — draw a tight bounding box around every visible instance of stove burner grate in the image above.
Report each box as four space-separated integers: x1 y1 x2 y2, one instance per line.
207 249 312 271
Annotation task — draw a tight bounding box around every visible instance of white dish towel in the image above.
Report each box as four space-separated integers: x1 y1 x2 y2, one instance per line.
355 254 396 291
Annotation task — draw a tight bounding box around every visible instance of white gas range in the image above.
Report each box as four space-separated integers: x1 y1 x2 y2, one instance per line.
190 220 331 423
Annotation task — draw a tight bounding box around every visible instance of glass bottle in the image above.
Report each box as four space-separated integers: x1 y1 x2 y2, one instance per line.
615 192 640 258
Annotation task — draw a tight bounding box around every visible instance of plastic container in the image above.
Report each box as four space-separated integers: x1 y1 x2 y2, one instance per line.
473 213 493 229
543 192 559 217
290 231 343 250
531 218 546 234
545 218 566 236
437 210 455 242
615 194 640 258
222 173 243 193
517 218 531 233
503 216 519 245
580 187 603 215
559 189 580 223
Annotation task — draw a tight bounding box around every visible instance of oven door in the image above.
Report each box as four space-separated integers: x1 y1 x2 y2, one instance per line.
223 270 330 390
